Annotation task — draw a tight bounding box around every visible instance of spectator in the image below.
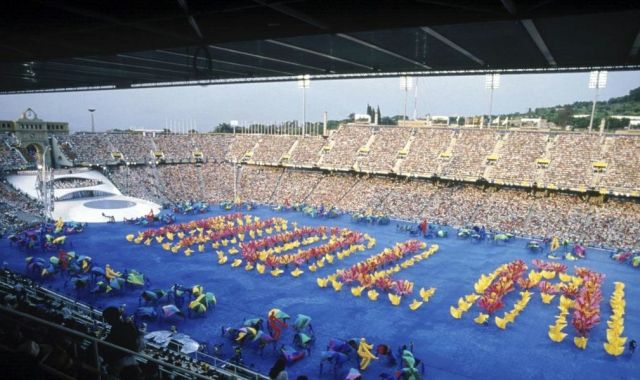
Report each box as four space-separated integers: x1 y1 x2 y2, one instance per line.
268 357 288 380
102 306 144 379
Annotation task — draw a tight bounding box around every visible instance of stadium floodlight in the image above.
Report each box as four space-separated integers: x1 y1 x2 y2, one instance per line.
400 76 413 124
298 75 310 136
88 109 96 133
485 74 500 127
485 73 500 89
588 70 607 89
588 70 607 132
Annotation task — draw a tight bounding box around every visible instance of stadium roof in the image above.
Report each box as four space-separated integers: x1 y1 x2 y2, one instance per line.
2 0 640 94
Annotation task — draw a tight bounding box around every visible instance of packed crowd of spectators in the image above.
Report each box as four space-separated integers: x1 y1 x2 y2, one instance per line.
238 166 283 203
3 128 640 249
116 162 237 204
321 125 373 169
109 133 154 162
64 133 239 164
157 164 203 202
201 162 235 203
543 134 602 189
269 169 323 204
0 133 28 170
288 136 325 167
400 128 454 175
52 177 102 189
57 139 77 161
153 134 194 161
490 131 548 184
472 187 533 234
600 135 640 191
60 134 114 163
441 129 499 179
237 167 640 249
336 175 395 212
0 180 39 233
50 130 640 192
588 198 640 248
109 165 166 204
304 172 358 207
357 127 412 173
251 135 297 165
228 135 259 162
192 133 232 162
524 193 591 243
378 179 438 220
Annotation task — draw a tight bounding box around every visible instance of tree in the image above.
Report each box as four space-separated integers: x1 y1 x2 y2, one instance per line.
607 117 630 130
213 123 234 133
379 116 396 125
570 117 589 129
376 106 381 124
502 86 640 123
366 104 376 123
327 120 341 130
556 106 574 126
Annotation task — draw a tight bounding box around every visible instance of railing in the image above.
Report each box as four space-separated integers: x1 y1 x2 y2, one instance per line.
0 272 269 380
0 305 220 380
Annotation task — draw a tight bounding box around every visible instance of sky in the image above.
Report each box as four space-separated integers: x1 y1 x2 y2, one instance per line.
0 71 639 132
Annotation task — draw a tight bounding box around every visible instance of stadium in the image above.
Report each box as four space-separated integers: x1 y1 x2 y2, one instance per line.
1 2 640 380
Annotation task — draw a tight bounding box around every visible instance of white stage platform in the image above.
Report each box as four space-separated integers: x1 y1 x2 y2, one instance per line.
8 169 161 223
52 195 161 223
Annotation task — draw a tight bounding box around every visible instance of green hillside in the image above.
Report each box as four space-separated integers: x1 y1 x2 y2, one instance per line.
505 86 640 129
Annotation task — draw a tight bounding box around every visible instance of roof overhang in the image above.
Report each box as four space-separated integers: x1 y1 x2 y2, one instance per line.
1 1 639 94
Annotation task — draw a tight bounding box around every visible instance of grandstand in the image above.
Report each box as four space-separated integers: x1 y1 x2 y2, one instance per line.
2 2 640 379
50 126 640 194
4 126 639 248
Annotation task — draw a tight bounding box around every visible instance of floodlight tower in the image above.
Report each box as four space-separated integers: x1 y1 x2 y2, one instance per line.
400 76 413 124
588 70 607 133
298 75 310 136
485 73 500 127
88 109 96 133
36 146 53 224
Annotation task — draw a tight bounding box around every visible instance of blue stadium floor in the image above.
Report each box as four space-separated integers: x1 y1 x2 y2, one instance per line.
1 206 639 380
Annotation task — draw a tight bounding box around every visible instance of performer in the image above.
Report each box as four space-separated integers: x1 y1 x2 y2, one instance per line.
102 212 115 223
268 309 289 341
356 338 377 370
418 219 428 237
146 209 155 223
